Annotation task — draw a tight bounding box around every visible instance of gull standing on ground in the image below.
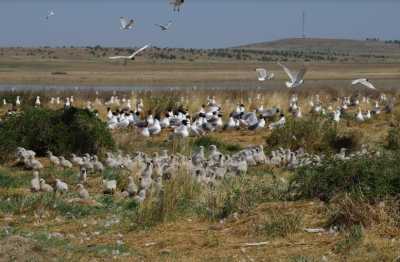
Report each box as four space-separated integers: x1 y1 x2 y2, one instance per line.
256 68 274 81
352 78 376 90
120 17 135 30
77 184 90 200
278 62 307 88
55 179 69 193
35 96 41 107
31 171 40 192
16 96 21 106
155 21 173 31
109 44 150 60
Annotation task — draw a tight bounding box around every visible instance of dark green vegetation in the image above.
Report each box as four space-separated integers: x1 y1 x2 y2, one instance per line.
0 107 114 161
290 152 400 202
386 127 400 150
266 117 361 154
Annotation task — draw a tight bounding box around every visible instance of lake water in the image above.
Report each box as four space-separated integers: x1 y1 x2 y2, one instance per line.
0 79 398 94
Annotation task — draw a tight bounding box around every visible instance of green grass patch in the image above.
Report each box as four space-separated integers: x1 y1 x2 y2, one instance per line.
335 224 364 254
192 136 242 154
290 153 400 202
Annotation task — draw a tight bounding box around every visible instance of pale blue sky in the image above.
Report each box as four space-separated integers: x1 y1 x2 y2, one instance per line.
0 0 399 48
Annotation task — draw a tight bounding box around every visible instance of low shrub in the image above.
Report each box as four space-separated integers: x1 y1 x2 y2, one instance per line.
326 194 382 229
0 107 115 161
327 130 362 153
266 117 360 153
266 116 330 152
290 153 400 202
142 95 182 116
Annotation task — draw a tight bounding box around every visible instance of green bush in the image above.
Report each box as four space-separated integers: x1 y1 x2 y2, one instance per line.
327 130 361 153
290 153 400 202
0 107 115 161
266 117 331 153
266 117 361 153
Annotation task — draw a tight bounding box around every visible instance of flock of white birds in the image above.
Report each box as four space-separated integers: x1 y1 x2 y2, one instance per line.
22 135 376 204
43 0 379 90
256 63 377 91
1 88 394 140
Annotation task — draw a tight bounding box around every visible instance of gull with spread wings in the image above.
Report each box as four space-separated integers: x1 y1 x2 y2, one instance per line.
120 17 135 30
256 68 274 81
109 44 150 60
278 62 307 88
45 10 55 20
155 21 173 31
352 78 376 90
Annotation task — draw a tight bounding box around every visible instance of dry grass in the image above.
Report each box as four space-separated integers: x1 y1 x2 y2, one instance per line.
1 195 399 261
1 48 400 85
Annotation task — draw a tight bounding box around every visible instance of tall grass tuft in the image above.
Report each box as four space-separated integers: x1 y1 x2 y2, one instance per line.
200 175 287 220
334 224 364 254
131 171 202 228
261 210 303 238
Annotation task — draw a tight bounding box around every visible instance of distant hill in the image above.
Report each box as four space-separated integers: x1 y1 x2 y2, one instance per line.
1 38 400 65
235 38 400 56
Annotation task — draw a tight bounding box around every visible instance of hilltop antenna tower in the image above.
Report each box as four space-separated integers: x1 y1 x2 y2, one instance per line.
302 11 306 38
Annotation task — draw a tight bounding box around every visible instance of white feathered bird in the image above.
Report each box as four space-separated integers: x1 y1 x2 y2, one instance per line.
109 44 150 60
45 10 55 20
55 179 69 193
155 21 173 31
120 17 134 30
278 62 307 88
352 78 376 90
256 68 274 81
